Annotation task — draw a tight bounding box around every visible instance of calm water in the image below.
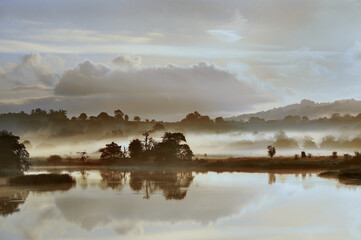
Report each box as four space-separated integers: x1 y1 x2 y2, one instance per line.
0 168 361 240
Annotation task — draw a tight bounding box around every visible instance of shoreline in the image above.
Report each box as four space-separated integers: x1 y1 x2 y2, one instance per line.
27 156 361 173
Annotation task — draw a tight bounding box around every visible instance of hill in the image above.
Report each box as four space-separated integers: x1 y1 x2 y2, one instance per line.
228 99 361 121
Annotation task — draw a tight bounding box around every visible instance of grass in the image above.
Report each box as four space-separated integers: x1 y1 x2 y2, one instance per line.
9 173 76 185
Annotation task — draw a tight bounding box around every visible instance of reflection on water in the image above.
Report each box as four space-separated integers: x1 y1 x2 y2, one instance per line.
0 188 29 217
0 182 75 217
128 171 194 200
1 169 361 240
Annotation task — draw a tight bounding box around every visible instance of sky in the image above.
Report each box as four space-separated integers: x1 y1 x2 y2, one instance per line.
1 0 361 120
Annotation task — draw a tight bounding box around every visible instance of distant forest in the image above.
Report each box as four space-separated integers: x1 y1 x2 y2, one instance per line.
2 108 361 152
2 108 361 134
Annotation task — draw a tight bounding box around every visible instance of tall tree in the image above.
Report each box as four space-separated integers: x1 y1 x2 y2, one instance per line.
0 131 30 171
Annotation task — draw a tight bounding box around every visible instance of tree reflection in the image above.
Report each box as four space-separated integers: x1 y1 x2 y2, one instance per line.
0 179 75 217
100 170 127 191
268 173 276 185
129 171 194 200
0 189 29 217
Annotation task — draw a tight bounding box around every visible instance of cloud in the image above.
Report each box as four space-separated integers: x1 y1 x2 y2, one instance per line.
112 55 142 68
10 85 52 92
207 30 243 42
22 29 159 44
0 53 62 87
207 9 246 43
52 58 273 117
2 0 361 51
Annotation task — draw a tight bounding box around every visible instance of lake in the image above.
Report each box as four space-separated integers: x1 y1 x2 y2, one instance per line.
0 167 360 240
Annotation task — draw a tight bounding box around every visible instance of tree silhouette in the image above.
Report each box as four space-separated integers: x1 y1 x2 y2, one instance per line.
215 116 226 126
154 132 193 161
152 123 165 132
97 112 111 121
0 130 30 171
47 155 62 163
114 109 124 121
128 139 143 159
77 113 88 121
0 190 29 217
162 132 186 144
99 142 123 161
177 144 193 161
128 171 194 200
267 145 276 158
77 151 89 164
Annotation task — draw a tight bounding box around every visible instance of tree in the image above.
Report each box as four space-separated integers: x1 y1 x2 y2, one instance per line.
142 132 151 151
155 132 193 161
181 111 214 126
134 116 141 122
128 139 143 159
97 112 111 121
267 145 276 158
215 117 226 125
48 109 67 121
0 130 31 171
99 142 123 161
302 136 318 149
47 155 62 164
152 123 165 132
30 108 47 118
114 109 124 121
77 151 89 164
162 132 186 144
177 144 193 161
78 113 88 121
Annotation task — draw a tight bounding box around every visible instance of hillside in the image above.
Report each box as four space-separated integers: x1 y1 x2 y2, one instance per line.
228 99 361 121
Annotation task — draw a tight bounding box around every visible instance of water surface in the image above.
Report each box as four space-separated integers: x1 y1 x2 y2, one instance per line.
0 168 360 240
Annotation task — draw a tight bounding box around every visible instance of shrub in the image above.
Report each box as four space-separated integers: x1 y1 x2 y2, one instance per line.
332 151 338 159
301 151 306 158
294 154 299 160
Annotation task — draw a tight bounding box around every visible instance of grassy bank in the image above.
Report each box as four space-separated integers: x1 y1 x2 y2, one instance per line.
9 174 75 185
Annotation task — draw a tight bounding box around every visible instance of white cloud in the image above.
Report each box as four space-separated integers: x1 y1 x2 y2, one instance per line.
207 30 243 42
22 29 161 44
0 53 62 87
